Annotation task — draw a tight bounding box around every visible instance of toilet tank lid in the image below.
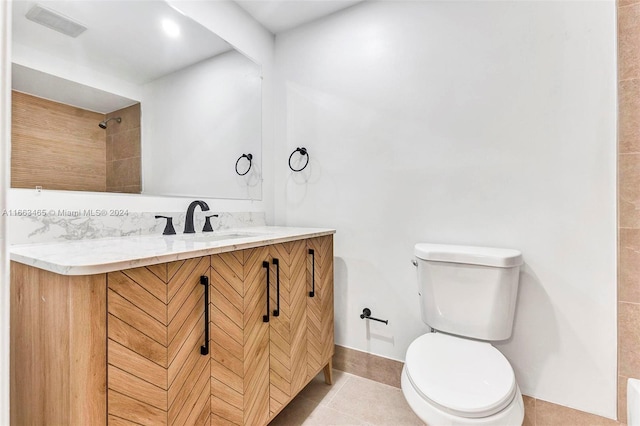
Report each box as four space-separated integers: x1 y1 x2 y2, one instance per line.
414 243 522 268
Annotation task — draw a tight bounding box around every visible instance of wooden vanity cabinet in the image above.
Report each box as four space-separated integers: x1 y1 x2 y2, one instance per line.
11 257 214 426
10 263 108 426
10 234 334 426
209 245 270 425
269 239 311 414
106 257 212 425
305 236 335 384
209 235 334 426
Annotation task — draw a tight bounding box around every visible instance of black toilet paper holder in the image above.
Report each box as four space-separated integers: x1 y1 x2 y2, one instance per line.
360 308 388 325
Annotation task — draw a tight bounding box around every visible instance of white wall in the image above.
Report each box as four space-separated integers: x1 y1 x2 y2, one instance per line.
274 0 617 418
169 0 276 221
0 1 10 424
143 50 262 200
12 42 143 101
7 0 275 242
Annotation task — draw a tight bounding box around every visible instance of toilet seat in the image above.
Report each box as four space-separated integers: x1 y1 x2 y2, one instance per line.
405 333 517 419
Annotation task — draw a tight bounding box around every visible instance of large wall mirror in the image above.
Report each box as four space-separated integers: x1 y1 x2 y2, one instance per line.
11 0 262 200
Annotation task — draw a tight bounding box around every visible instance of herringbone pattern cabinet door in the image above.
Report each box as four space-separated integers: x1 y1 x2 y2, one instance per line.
210 250 246 425
210 247 271 426
307 236 335 378
208 236 333 426
242 246 271 426
107 257 211 426
269 241 308 415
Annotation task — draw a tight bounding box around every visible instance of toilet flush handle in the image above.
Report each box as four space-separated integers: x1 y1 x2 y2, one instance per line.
411 259 420 297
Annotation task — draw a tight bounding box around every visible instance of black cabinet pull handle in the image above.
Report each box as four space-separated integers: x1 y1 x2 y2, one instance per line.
273 259 280 317
309 248 315 297
263 261 270 322
200 275 209 356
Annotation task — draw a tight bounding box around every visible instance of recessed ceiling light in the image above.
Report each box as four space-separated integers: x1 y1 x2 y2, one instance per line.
161 18 180 38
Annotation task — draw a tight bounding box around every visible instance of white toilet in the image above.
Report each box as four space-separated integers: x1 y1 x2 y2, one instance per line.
401 243 525 426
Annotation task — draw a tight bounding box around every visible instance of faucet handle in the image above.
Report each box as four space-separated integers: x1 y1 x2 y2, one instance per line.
203 214 219 232
155 215 176 235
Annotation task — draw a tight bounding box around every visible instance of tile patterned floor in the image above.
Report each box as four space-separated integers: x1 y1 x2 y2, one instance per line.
269 370 424 425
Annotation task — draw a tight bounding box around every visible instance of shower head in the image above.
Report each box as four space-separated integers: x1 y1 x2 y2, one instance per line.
98 117 121 129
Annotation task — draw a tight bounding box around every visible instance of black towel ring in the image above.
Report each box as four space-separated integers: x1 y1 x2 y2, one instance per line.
288 147 309 172
235 153 253 176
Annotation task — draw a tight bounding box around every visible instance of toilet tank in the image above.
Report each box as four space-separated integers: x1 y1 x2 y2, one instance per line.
414 243 523 341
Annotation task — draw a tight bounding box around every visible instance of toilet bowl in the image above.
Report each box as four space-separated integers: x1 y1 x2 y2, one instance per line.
403 244 525 425
401 333 524 425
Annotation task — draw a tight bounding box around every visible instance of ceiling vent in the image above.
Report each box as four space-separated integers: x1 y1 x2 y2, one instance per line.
26 4 87 38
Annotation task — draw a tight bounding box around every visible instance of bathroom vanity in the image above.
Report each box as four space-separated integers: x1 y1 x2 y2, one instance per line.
9 227 335 425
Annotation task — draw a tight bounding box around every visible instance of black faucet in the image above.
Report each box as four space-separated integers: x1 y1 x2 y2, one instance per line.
155 215 176 235
184 200 210 234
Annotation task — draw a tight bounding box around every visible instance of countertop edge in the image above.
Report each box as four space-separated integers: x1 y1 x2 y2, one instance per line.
10 228 335 276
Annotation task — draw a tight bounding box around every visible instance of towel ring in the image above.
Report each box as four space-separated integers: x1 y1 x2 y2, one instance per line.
235 153 253 176
288 147 309 172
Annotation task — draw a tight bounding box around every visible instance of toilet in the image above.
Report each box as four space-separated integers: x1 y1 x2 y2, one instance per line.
401 243 525 426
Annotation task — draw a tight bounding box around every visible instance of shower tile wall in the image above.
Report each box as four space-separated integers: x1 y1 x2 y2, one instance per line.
106 103 141 193
618 0 640 422
10 91 107 192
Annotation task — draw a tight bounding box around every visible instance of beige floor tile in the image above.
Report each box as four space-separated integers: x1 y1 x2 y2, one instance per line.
535 399 619 426
270 395 369 426
326 374 424 426
295 369 351 406
523 395 536 426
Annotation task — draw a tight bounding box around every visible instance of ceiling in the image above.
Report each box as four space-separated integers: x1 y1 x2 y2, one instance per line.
11 0 234 112
10 0 363 112
12 0 231 85
12 63 136 113
234 0 364 34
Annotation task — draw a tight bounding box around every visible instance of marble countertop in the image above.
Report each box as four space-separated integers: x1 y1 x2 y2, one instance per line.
10 226 335 276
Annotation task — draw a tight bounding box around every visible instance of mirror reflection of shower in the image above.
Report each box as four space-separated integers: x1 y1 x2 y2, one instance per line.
98 117 121 129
